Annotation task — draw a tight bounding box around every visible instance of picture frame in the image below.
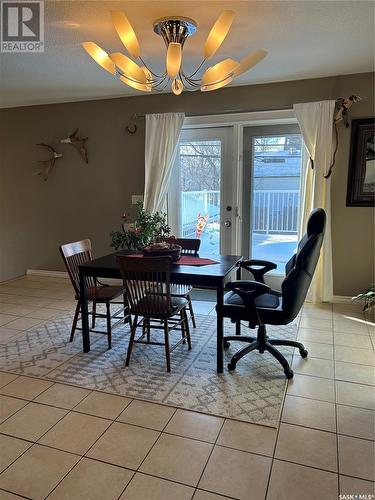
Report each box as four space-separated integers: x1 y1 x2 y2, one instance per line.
346 118 375 206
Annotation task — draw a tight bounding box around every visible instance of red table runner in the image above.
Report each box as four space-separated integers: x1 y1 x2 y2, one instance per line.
126 254 219 266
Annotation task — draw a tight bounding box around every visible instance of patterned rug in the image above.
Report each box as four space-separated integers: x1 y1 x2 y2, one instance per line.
0 312 297 427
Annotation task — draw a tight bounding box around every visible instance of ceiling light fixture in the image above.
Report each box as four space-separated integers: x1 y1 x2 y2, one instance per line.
82 10 268 96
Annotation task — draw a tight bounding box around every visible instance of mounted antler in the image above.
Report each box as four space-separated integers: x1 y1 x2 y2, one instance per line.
61 128 88 163
36 143 63 181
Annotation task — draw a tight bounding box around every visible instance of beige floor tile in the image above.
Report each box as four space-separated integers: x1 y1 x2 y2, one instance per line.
34 383 91 409
282 395 336 432
165 409 223 443
119 473 194 500
267 459 338 500
87 422 159 469
117 400 175 431
336 381 375 410
297 328 334 344
335 345 375 366
334 331 373 349
292 356 334 378
47 457 134 500
337 405 375 440
0 395 28 423
287 374 335 402
335 361 375 385
275 423 337 472
0 434 32 473
339 475 375 496
140 433 212 487
4 304 37 316
338 435 375 481
199 445 271 500
5 317 42 330
75 391 132 420
0 372 18 389
0 314 18 326
299 317 332 331
194 491 232 500
25 308 62 320
0 327 23 344
0 444 79 500
0 376 53 400
217 419 276 456
0 402 67 441
38 411 111 454
298 341 334 360
334 319 369 335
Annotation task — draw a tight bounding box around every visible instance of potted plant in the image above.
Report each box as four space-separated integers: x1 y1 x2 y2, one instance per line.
352 285 375 312
110 201 171 251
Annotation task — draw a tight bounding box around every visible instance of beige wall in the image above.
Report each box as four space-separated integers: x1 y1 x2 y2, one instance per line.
1 72 374 295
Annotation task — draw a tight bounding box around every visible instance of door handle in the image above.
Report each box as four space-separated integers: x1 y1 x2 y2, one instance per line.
224 220 232 227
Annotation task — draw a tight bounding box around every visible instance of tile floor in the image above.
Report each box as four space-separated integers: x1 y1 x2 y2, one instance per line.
0 275 374 500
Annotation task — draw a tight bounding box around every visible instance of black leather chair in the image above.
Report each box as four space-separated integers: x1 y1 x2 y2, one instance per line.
217 208 326 379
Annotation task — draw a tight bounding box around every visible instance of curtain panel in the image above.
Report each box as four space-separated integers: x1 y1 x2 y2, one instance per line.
143 112 185 213
293 100 335 303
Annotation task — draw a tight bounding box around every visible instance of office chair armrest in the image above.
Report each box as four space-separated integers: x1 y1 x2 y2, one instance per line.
240 259 277 283
226 281 271 309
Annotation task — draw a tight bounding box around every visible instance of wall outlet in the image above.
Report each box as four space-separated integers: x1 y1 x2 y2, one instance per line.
131 195 143 205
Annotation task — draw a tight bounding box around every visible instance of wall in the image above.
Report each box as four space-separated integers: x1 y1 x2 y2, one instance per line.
0 72 373 295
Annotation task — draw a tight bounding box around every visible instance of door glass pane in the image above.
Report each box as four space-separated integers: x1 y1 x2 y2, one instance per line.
178 139 221 254
251 134 302 272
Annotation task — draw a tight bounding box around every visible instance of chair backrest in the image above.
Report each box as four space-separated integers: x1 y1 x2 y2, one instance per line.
117 255 173 316
164 237 201 255
59 239 95 296
281 208 326 320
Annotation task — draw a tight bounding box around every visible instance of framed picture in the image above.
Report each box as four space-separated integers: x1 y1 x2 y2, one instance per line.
346 118 375 206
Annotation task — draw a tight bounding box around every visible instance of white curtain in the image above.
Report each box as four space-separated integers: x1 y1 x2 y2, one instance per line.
293 100 335 303
143 112 185 213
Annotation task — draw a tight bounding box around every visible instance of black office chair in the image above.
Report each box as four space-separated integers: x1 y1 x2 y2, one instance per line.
216 208 326 379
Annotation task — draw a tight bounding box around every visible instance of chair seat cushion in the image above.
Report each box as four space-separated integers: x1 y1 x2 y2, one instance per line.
171 284 193 297
224 290 281 309
132 296 188 317
81 285 124 302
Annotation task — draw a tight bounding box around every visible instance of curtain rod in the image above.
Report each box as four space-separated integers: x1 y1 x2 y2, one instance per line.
130 96 362 119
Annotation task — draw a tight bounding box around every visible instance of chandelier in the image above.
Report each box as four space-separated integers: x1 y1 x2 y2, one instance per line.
82 10 268 95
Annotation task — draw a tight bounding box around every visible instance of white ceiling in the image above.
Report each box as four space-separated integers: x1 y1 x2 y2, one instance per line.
0 0 374 108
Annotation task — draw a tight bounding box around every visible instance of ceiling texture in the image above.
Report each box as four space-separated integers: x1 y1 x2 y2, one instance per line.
0 0 374 108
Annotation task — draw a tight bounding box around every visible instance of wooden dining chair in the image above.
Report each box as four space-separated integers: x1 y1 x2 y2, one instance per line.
164 237 201 328
117 255 191 372
60 239 128 349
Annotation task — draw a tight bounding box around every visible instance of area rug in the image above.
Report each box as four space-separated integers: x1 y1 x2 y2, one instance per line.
0 312 297 427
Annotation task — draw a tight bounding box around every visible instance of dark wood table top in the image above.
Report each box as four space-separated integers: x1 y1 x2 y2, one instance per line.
79 251 243 287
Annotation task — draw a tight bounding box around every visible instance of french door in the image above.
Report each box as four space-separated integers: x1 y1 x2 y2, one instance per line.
169 127 235 254
242 124 304 275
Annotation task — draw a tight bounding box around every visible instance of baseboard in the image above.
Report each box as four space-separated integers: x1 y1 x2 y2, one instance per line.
27 269 69 279
332 295 353 303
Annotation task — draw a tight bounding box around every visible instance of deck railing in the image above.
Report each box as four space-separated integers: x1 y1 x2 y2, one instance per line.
180 189 299 236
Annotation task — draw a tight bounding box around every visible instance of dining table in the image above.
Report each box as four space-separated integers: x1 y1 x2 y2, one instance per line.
78 250 243 373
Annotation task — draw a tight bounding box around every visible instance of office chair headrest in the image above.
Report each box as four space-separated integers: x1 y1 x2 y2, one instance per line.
307 208 326 236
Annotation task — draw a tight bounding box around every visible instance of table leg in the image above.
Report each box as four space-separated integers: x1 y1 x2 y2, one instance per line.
79 271 90 352
216 280 224 374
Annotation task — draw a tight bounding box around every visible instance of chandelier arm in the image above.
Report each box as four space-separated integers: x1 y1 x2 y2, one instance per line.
151 75 169 89
202 72 235 88
185 58 207 78
117 68 163 86
138 56 165 79
180 68 201 86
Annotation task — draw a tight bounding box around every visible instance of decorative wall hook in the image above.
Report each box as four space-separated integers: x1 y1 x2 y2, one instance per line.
36 143 63 181
61 128 88 163
125 123 137 134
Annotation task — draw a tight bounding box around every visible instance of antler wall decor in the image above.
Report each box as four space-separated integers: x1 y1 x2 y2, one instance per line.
36 143 63 181
61 128 88 163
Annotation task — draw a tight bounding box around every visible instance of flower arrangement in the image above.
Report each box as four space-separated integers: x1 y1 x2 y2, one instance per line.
109 201 171 251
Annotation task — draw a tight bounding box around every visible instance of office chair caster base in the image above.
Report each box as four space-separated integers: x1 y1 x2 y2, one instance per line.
284 368 294 379
227 361 236 371
300 349 308 358
224 341 231 349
